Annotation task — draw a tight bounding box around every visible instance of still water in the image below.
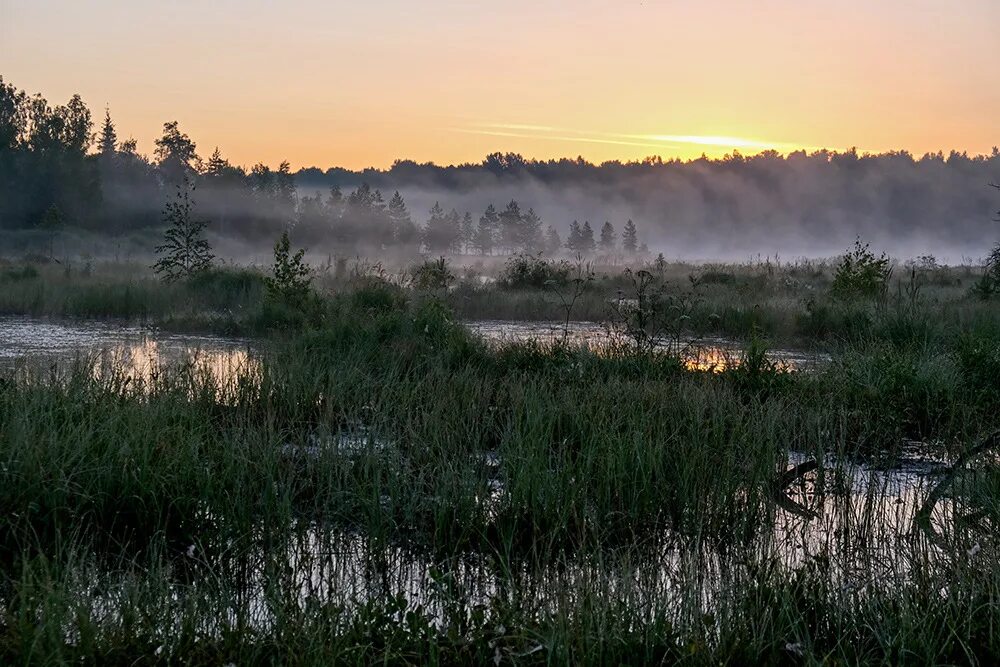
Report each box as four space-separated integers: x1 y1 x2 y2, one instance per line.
467 319 830 371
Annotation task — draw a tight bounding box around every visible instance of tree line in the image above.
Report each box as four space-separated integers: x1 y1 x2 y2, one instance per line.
0 76 646 258
5 74 999 261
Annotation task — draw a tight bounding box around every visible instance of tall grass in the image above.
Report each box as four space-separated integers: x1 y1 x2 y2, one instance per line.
0 269 997 662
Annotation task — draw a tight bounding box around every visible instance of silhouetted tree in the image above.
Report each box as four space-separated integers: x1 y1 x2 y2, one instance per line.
388 190 419 249
473 204 499 255
622 219 638 254
460 211 475 253
154 121 198 186
566 220 583 253
97 108 117 156
599 221 616 254
499 200 523 253
153 176 213 282
522 208 543 251
266 230 312 307
543 224 562 255
580 221 596 254
423 202 461 254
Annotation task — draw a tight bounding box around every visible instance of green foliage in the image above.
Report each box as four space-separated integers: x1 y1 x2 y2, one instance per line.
152 177 214 283
0 264 39 282
498 253 571 289
265 230 312 307
411 256 454 290
830 237 892 299
971 243 1000 298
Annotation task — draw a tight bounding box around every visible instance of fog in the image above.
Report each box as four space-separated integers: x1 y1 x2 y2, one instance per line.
296 150 1000 264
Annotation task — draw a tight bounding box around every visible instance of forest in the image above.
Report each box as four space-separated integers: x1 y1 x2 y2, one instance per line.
3 75 999 262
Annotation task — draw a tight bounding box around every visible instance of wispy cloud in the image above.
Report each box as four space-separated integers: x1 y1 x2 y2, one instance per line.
453 127 676 151
625 134 797 150
458 122 821 154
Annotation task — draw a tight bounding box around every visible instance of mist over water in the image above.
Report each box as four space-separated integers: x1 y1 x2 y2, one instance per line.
298 151 1000 263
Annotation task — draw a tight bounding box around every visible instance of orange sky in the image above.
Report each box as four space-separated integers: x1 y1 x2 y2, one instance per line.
2 0 997 169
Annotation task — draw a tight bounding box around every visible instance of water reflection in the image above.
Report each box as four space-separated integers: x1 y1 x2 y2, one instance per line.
0 316 255 392
466 319 828 372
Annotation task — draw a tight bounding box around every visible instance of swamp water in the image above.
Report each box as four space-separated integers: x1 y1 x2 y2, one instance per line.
467 319 830 372
0 316 991 636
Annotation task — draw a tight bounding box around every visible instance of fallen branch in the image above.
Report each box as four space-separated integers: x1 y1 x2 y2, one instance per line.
915 430 1000 542
772 458 819 520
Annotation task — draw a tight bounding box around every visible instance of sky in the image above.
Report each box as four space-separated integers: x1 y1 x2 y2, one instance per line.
2 0 997 170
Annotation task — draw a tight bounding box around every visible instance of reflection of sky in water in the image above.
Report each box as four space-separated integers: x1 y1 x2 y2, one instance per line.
466 319 829 372
0 317 255 390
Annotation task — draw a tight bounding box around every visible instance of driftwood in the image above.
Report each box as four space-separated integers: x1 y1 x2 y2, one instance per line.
915 430 1000 543
772 459 819 519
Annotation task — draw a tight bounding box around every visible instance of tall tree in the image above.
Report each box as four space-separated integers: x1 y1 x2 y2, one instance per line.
565 220 583 253
474 204 499 255
622 219 638 255
543 225 562 255
154 121 198 186
522 208 543 251
460 211 475 253
498 200 523 254
580 221 596 255
388 190 419 248
97 108 117 156
599 221 616 254
423 202 461 254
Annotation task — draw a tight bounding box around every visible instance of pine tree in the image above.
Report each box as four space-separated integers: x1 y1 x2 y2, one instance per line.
599 221 616 254
423 202 461 254
98 108 117 156
154 121 199 185
521 208 543 251
474 204 499 255
565 220 582 253
498 200 523 254
580 221 596 254
622 219 638 255
204 148 230 177
543 225 562 255
460 211 475 253
153 176 214 282
388 191 419 247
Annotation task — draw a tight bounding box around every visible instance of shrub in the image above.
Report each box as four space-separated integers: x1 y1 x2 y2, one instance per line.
0 265 39 282
411 257 454 290
498 253 571 289
830 238 892 299
265 231 312 307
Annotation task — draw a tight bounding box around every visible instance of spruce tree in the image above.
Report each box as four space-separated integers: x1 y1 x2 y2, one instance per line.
460 211 475 253
544 225 562 255
599 221 616 254
97 108 117 156
474 204 499 255
498 200 523 253
521 207 543 251
622 219 638 255
565 220 582 253
153 176 214 282
580 221 596 254
388 191 419 248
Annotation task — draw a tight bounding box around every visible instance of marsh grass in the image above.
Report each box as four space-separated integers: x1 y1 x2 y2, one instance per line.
0 264 998 662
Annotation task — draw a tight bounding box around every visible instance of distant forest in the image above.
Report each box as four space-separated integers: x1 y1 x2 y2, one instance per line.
2 75 998 260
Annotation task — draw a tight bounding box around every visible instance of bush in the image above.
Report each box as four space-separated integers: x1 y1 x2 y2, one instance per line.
265 231 312 307
411 257 454 290
0 265 39 282
498 253 571 289
830 238 892 299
